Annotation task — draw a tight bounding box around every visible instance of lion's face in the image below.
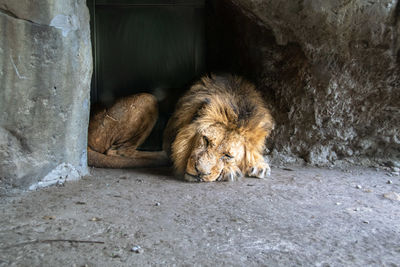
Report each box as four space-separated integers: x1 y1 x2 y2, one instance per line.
184 124 245 182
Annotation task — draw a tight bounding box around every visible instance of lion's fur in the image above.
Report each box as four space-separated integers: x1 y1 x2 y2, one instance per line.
163 74 274 181
87 93 169 168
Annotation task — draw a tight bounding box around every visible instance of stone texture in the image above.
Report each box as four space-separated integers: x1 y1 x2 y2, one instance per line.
0 0 92 189
208 0 400 166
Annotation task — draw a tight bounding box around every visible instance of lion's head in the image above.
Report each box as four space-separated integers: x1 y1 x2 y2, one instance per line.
163 75 274 182
182 123 245 182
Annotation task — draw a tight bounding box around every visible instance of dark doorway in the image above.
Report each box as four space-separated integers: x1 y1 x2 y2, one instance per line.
88 0 206 150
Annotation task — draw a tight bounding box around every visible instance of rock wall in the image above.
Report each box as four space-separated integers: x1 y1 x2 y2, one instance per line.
208 0 400 167
0 0 92 189
0 0 398 190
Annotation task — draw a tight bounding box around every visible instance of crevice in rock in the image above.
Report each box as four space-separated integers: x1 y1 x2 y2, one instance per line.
0 6 18 19
229 0 270 31
392 0 400 25
0 7 47 27
392 0 400 64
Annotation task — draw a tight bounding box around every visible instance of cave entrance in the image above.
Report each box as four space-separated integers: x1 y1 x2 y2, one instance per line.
88 0 206 150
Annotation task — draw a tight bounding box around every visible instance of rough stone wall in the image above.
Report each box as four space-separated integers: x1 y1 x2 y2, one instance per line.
209 0 400 167
0 0 92 189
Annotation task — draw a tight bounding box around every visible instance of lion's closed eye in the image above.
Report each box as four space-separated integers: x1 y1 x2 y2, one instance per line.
222 153 234 160
203 136 210 147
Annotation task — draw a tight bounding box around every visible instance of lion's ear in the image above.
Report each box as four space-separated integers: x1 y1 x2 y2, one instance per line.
255 107 274 136
243 113 274 142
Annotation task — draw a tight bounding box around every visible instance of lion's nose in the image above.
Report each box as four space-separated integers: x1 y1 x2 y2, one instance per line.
192 174 203 182
195 165 211 178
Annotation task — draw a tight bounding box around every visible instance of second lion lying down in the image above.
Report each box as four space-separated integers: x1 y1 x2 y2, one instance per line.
88 74 274 182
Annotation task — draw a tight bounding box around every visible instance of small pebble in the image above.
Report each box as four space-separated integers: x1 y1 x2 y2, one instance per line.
392 167 400 172
282 168 294 171
387 180 393 184
363 220 369 224
111 253 120 258
355 185 362 189
131 245 144 254
383 192 400 201
155 202 161 206
90 217 102 221
391 172 399 176
335 202 342 205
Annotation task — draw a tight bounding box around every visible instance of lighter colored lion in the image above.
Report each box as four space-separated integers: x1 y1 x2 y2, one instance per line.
88 74 274 182
163 74 274 181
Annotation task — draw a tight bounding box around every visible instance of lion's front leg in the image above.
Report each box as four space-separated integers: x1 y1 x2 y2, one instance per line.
246 152 271 179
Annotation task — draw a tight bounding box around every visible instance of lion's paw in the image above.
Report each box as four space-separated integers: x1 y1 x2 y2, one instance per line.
247 162 271 179
220 168 243 182
106 148 119 156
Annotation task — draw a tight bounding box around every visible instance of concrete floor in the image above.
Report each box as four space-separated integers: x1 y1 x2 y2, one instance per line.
0 166 399 266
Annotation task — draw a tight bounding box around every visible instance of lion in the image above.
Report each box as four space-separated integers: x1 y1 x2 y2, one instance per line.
87 93 169 168
88 74 274 182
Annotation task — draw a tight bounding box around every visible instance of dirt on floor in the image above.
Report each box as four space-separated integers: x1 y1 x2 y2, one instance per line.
0 166 399 266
